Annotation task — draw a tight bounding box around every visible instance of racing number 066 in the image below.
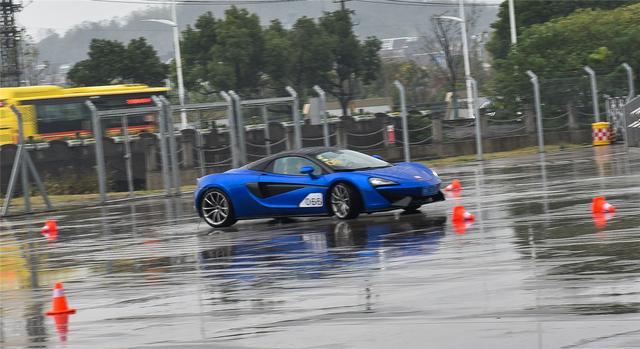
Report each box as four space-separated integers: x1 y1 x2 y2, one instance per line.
299 193 324 208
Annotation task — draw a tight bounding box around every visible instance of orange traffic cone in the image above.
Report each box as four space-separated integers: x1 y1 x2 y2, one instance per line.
453 220 472 234
52 313 70 343
452 205 474 223
46 282 76 315
444 179 462 192
592 212 615 230
41 220 58 241
592 196 616 213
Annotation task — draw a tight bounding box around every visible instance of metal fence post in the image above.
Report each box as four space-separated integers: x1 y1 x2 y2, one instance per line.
470 77 483 160
160 96 181 195
312 85 330 147
86 101 108 203
196 129 206 177
20 143 30 212
220 91 239 168
393 80 411 162
196 110 205 176
617 97 629 150
229 91 247 165
584 66 600 122
16 106 31 212
121 115 134 197
285 86 302 149
24 151 52 210
152 96 172 197
526 70 545 153
1 137 23 215
622 63 635 102
2 105 51 215
261 105 271 156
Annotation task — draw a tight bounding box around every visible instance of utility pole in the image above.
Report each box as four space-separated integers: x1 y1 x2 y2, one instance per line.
335 0 350 11
0 0 22 87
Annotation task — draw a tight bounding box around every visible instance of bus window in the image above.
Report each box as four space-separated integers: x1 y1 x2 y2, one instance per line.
35 102 90 134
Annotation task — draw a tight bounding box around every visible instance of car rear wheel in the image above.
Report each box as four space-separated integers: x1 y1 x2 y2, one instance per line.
330 183 362 219
201 189 237 227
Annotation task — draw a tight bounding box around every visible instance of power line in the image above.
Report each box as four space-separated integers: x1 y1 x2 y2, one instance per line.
352 0 497 6
88 0 498 5
89 0 311 4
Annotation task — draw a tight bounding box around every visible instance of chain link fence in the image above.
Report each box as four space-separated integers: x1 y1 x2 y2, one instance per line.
2 66 636 209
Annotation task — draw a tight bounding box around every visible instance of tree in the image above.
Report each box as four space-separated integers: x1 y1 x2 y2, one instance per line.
262 20 292 93
208 7 265 94
181 12 218 95
179 8 382 109
428 17 463 118
317 10 381 117
22 35 44 86
491 3 640 111
180 7 265 95
423 8 484 118
380 61 437 105
487 0 639 61
289 17 334 94
123 38 168 86
68 39 126 86
68 38 167 86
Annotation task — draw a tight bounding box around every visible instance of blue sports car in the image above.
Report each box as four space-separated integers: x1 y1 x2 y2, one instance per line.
195 147 444 227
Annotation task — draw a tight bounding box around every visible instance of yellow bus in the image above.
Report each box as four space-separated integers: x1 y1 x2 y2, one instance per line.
0 84 169 145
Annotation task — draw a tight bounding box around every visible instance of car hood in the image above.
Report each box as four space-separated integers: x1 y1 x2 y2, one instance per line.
358 163 440 184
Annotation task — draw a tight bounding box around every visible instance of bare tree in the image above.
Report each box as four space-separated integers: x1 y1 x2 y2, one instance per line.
431 17 462 118
424 8 482 119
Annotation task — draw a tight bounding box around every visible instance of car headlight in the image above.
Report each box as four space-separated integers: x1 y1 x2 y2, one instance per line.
369 177 397 187
431 169 439 177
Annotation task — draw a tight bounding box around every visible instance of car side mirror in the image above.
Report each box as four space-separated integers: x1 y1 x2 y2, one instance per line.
299 165 315 176
372 154 383 160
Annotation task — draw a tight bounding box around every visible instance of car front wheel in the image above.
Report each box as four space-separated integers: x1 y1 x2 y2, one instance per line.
200 188 237 227
330 183 362 219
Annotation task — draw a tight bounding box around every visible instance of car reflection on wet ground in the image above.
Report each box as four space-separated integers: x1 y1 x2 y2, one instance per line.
3 146 640 348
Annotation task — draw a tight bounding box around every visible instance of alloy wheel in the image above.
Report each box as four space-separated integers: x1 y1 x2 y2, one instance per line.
331 184 351 219
202 190 230 226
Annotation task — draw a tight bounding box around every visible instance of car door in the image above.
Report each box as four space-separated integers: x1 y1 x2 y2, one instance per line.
253 156 330 215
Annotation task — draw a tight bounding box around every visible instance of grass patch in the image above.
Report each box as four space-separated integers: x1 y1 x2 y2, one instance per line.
0 185 197 213
422 144 588 167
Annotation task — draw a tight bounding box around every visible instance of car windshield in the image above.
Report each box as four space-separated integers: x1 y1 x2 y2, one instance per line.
315 149 391 171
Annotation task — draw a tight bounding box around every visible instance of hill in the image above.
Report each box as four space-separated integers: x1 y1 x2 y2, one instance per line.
36 2 498 67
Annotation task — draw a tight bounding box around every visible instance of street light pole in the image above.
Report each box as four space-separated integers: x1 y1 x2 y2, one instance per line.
436 6 474 119
458 0 474 119
143 3 188 129
171 4 188 129
622 63 635 102
508 0 517 44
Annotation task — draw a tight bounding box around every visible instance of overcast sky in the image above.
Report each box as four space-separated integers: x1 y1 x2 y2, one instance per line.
21 0 152 40
20 0 503 41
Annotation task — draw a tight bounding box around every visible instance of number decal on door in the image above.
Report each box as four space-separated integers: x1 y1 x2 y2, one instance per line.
299 193 324 207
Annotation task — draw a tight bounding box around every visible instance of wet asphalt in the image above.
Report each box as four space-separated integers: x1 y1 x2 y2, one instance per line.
2 146 640 348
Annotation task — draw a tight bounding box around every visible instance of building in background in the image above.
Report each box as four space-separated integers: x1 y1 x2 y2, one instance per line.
379 36 445 67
